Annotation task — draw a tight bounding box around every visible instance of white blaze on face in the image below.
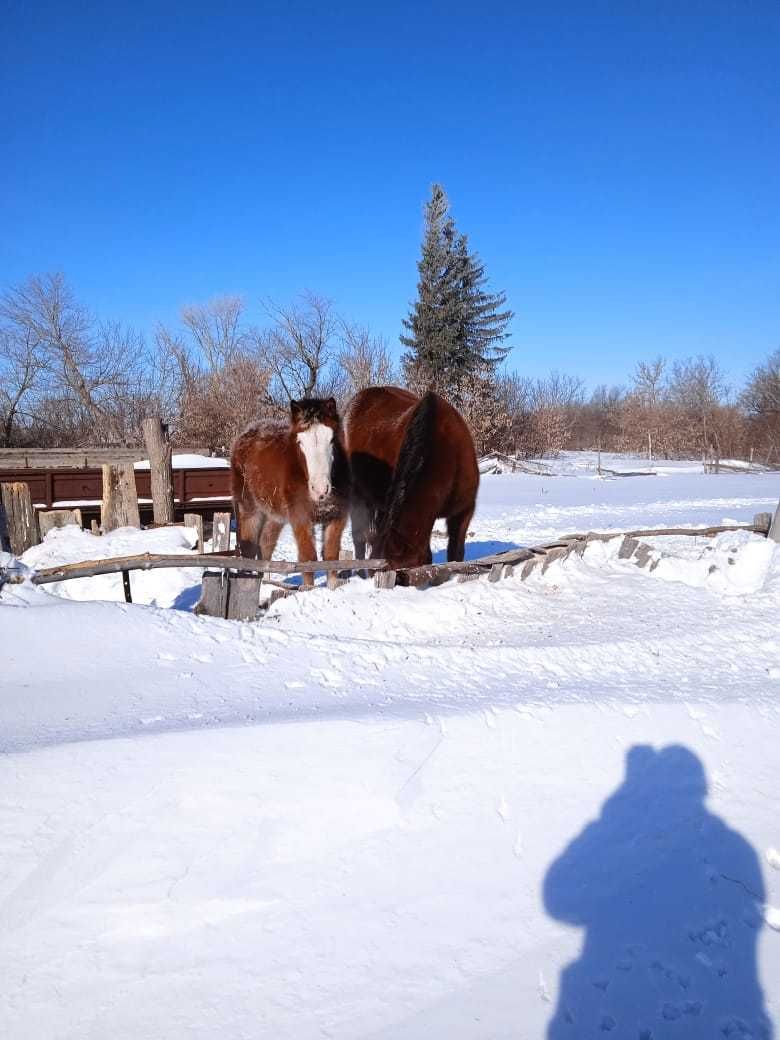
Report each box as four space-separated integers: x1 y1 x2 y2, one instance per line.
297 423 334 501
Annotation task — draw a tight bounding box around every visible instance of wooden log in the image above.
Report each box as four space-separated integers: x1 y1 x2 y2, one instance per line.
211 511 232 553
142 417 175 526
520 558 538 580
39 508 83 539
101 463 140 532
541 545 569 573
488 562 504 583
769 500 780 544
618 536 639 559
753 512 772 534
195 570 229 618
90 518 100 535
563 523 762 544
0 481 40 554
634 543 654 569
374 570 397 589
226 574 261 620
25 552 389 587
337 547 354 581
184 512 204 551
265 587 289 608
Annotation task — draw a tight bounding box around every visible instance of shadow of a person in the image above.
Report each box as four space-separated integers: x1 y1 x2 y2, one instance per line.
544 745 773 1039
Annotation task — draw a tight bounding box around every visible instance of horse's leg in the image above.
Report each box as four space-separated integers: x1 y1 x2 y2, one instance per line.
351 503 370 558
446 507 474 563
237 502 265 560
322 515 347 563
292 521 318 588
259 518 284 561
350 500 370 578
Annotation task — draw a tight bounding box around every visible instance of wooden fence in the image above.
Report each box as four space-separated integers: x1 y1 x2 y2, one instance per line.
3 511 776 620
0 446 216 469
0 464 232 516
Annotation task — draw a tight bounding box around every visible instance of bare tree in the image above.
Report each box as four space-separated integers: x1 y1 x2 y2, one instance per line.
740 349 780 460
257 292 340 400
669 355 728 455
493 372 582 458
337 320 395 399
0 274 148 445
633 357 668 408
180 295 246 372
0 326 45 446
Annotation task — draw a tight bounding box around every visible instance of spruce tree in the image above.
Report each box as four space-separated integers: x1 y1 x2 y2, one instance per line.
401 184 513 394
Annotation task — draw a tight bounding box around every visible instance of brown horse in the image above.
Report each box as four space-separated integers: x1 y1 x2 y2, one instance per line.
231 398 350 586
344 386 479 570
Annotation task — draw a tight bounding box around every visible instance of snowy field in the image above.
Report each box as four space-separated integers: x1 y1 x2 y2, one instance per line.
2 452 780 1039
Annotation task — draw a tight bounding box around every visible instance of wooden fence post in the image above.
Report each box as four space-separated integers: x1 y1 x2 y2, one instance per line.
184 513 204 551
39 508 83 539
211 511 232 553
374 570 397 589
0 481 40 555
142 417 175 525
226 574 262 620
769 500 780 544
101 464 140 532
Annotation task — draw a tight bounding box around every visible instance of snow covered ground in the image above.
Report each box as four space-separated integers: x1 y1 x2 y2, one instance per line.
1 453 779 1039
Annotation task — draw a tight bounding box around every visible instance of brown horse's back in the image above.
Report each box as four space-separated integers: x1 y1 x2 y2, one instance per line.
231 421 297 520
345 386 479 568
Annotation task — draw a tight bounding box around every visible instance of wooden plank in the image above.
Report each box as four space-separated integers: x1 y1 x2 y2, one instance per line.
184 512 204 551
39 508 83 538
101 463 140 532
211 511 232 553
142 417 175 526
0 481 40 554
226 574 261 620
0 446 213 468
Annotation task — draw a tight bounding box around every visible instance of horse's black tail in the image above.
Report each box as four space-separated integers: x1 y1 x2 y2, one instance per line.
376 391 437 549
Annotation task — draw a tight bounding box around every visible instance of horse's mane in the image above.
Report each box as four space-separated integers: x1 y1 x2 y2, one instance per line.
238 417 289 440
376 391 437 546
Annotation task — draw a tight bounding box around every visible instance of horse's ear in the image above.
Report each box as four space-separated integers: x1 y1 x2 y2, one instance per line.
290 400 302 422
324 397 338 420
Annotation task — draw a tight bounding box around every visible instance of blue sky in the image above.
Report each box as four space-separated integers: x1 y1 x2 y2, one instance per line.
1 1 777 391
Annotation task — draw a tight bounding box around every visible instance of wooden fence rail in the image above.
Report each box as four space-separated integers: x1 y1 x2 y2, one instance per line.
1 517 775 618
24 553 390 587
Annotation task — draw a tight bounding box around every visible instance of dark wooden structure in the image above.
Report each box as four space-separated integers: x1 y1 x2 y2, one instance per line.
0 463 232 526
